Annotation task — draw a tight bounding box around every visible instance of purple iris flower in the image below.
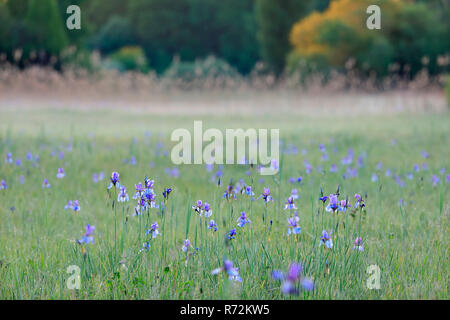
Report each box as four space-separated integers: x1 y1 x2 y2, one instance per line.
5 153 13 164
325 194 340 212
133 182 144 199
145 222 161 238
421 150 430 158
431 175 440 187
228 228 237 240
65 200 80 212
287 216 301 236
354 194 365 209
77 224 95 245
320 230 333 249
117 186 129 202
371 173 378 182
162 188 172 201
237 212 251 228
271 263 314 295
290 188 299 200
330 164 338 173
108 172 121 189
413 164 420 172
258 188 273 203
243 186 255 198
211 259 242 282
339 199 350 212
208 220 218 232
42 178 51 188
284 196 297 210
0 179 7 190
446 175 450 183
182 239 193 252
353 237 364 251
56 168 65 179
376 162 383 170
223 182 237 200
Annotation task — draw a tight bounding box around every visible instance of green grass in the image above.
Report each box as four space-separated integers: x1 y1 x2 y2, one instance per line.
0 107 448 299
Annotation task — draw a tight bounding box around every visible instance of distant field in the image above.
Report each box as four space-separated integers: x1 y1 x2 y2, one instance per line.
0 101 448 299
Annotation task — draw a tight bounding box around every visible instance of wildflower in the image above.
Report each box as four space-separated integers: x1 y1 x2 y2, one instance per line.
182 239 193 252
271 263 314 295
413 164 420 172
162 187 172 201
133 182 144 199
139 241 150 252
325 194 340 212
339 199 350 212
330 164 338 173
319 230 333 249
287 216 301 236
237 212 251 228
243 185 255 197
56 168 65 179
446 174 450 183
108 172 121 190
117 186 129 202
421 150 430 158
211 259 242 282
5 153 12 164
144 190 159 208
42 178 51 188
353 237 364 251
192 200 203 215
203 202 212 218
223 181 237 200
284 196 297 210
376 162 383 170
319 195 328 203
65 200 80 212
431 175 440 187
258 188 273 203
354 194 365 209
208 220 218 232
145 222 161 238
77 224 95 245
0 179 7 190
287 190 298 201
371 173 378 182
228 228 237 240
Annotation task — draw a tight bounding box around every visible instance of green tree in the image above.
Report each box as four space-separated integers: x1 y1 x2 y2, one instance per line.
0 1 12 53
6 0 29 18
25 0 68 59
255 0 314 74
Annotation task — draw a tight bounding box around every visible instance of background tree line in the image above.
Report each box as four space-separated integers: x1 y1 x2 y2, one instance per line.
0 0 448 79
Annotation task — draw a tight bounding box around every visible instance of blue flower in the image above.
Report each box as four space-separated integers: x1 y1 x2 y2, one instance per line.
320 230 333 249
211 259 242 282
237 212 251 228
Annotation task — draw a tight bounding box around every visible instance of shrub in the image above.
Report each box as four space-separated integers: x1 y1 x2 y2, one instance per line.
106 46 149 73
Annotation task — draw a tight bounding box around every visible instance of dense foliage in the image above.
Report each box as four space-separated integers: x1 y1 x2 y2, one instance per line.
0 0 448 78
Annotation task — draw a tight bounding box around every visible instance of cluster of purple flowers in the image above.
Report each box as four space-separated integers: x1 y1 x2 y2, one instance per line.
211 259 242 282
272 263 314 295
192 200 212 218
133 176 159 215
64 200 80 212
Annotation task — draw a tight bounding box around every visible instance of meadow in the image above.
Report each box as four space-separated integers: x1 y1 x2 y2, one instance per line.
0 99 448 299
